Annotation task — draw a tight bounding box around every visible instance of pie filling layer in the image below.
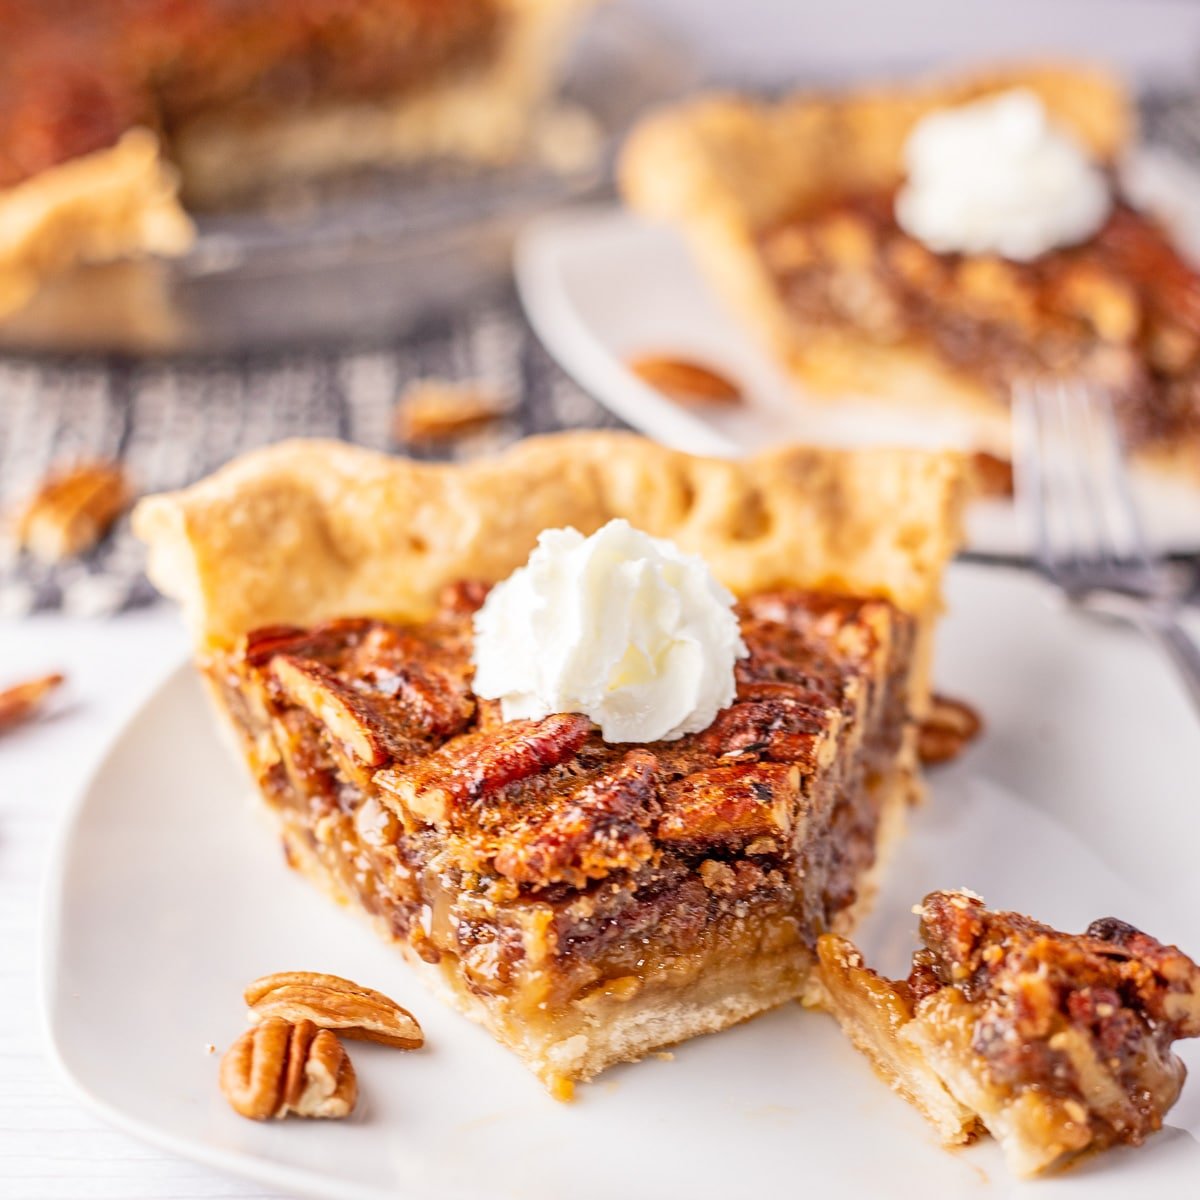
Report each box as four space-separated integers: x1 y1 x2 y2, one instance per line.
758 191 1200 463
208 581 918 1086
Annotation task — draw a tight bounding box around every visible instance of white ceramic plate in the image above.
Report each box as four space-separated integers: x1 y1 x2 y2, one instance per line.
515 206 1200 556
43 564 1200 1199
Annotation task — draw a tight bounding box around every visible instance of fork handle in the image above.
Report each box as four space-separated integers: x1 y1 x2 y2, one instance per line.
1137 611 1200 720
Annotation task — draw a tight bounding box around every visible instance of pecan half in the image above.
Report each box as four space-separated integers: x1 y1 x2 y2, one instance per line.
968 452 1015 499
348 625 475 740
627 355 743 405
15 460 130 562
243 619 374 669
918 695 983 765
394 378 509 443
220 1018 356 1120
0 672 64 733
375 712 592 827
657 762 799 848
698 695 830 763
269 655 427 767
436 579 491 617
245 971 424 1049
493 749 660 889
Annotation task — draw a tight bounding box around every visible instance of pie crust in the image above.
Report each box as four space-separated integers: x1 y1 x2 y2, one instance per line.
619 64 1200 482
133 432 965 665
134 433 968 1088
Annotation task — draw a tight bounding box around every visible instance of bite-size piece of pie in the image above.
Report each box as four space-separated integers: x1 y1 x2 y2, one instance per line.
0 0 591 317
134 433 966 1090
815 890 1200 1176
620 64 1200 482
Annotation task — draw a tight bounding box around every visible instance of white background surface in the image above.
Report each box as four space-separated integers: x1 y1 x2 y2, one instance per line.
633 0 1200 83
6 1 1200 1196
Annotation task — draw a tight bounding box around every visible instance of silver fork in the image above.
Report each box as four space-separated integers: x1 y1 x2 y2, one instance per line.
1012 379 1200 719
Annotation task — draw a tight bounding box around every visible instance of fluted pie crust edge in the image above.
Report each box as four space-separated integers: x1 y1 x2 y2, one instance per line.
133 431 967 661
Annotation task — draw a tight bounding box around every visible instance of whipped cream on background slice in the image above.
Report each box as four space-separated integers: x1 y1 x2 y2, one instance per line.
895 88 1111 262
471 519 747 743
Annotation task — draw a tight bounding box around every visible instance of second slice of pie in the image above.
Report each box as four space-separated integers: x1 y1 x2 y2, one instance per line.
620 65 1200 482
134 432 966 1090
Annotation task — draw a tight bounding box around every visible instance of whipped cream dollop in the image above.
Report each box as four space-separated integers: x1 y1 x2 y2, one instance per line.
471 519 747 743
895 88 1111 261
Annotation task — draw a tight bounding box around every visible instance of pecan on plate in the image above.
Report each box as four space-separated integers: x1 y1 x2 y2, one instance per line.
917 694 983 765
627 354 743 405
220 1018 356 1120
14 460 131 562
245 971 423 1049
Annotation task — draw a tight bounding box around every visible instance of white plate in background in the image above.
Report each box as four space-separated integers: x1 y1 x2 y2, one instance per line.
515 205 1200 556
42 564 1200 1199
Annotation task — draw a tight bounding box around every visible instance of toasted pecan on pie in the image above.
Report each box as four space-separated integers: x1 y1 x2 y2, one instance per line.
816 890 1200 1176
621 65 1200 483
133 433 967 1090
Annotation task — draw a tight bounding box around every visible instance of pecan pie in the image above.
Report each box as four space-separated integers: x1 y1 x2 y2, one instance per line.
133 432 967 1088
0 0 590 316
816 891 1200 1175
621 66 1200 483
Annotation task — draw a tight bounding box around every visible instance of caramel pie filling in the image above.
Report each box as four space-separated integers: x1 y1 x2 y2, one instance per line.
209 581 918 1084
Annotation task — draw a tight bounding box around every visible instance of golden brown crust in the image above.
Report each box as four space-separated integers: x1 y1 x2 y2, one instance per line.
814 934 980 1145
132 432 967 657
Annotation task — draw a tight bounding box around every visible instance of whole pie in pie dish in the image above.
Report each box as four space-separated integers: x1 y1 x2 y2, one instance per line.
815 890 1200 1175
134 432 966 1091
620 64 1200 483
0 0 591 317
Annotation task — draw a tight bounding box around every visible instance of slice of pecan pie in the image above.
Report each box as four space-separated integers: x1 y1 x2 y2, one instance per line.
134 432 967 1089
621 65 1200 483
816 891 1200 1175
